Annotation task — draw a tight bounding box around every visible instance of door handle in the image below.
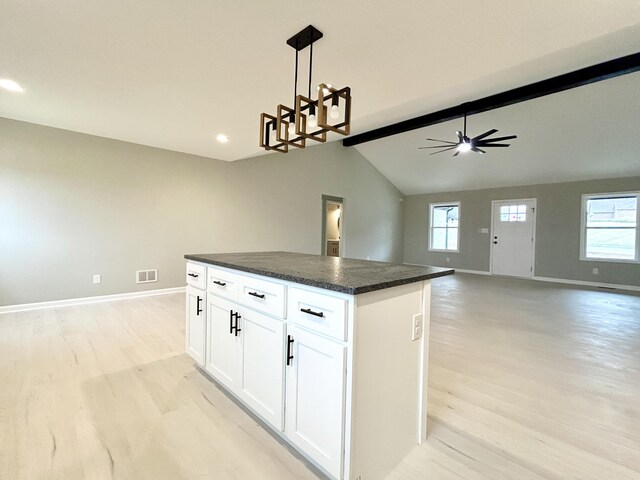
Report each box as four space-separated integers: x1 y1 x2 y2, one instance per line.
196 296 202 316
493 241 498 245
234 312 242 336
248 291 265 299
286 335 294 366
300 307 324 318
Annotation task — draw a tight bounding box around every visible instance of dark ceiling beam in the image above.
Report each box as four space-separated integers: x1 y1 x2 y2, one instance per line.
343 52 640 147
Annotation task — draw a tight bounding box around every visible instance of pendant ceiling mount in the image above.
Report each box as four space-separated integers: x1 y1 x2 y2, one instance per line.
259 25 352 153
419 108 517 157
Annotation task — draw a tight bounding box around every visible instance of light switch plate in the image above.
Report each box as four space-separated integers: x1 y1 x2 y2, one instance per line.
93 274 102 284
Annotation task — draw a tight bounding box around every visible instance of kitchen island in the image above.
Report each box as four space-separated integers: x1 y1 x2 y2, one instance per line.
184 252 453 480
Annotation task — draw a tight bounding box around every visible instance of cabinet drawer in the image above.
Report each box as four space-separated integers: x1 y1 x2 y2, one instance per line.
238 274 286 319
207 267 239 301
186 262 206 289
288 288 347 341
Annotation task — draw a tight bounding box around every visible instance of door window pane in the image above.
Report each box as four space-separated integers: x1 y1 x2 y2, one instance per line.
500 204 526 222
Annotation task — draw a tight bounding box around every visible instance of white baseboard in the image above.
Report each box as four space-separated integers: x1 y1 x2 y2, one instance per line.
531 276 640 292
0 286 186 314
452 268 491 275
403 262 490 276
403 262 639 292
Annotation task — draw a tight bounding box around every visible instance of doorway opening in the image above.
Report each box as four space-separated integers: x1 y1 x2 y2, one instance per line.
490 198 537 277
322 195 344 257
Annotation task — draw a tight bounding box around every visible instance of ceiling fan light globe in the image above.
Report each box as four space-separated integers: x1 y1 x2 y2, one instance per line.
457 142 472 153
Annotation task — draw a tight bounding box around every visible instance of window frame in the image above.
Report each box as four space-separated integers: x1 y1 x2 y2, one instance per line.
428 201 461 253
579 191 640 264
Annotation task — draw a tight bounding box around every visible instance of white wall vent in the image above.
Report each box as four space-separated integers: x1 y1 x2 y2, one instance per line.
136 269 158 284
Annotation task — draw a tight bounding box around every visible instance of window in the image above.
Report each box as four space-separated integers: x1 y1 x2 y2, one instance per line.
429 202 460 252
500 204 527 222
580 192 640 262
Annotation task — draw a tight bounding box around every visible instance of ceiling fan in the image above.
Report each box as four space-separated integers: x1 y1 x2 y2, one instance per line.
419 113 517 156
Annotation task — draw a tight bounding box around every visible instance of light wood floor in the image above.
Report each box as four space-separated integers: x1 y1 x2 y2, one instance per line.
1 274 639 479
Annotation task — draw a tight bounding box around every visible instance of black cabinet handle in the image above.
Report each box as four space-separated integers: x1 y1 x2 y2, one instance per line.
300 307 324 318
188 273 199 278
229 310 234 334
196 296 202 316
213 280 226 287
234 313 242 337
248 291 265 299
286 335 294 366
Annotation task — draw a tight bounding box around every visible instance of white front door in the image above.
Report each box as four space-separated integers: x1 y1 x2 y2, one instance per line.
491 199 536 277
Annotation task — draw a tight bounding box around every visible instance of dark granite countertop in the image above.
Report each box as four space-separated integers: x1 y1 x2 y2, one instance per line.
184 251 454 295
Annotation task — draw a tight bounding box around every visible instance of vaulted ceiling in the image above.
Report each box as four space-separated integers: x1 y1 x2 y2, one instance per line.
1 1 640 191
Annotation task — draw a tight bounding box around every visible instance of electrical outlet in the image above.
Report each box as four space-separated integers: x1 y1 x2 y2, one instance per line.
446 257 450 262
93 274 101 284
366 256 370 260
592 267 599 275
412 313 423 341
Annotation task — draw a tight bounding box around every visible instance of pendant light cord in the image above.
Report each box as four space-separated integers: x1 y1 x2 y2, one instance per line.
308 42 313 98
294 48 298 107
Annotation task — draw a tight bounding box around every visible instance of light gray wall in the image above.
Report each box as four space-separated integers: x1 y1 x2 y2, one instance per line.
404 177 640 287
0 117 404 306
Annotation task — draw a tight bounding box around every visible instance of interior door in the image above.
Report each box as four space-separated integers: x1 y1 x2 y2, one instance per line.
491 199 536 277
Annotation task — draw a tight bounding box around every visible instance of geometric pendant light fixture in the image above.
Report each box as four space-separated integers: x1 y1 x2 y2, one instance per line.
259 25 352 153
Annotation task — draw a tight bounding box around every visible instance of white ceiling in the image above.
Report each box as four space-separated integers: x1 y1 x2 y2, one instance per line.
1 0 640 163
356 72 640 195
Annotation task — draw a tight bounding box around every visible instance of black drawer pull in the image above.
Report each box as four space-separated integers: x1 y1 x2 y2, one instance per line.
301 307 324 318
213 280 227 287
229 310 234 334
248 291 265 299
188 273 199 278
196 296 202 316
286 335 294 366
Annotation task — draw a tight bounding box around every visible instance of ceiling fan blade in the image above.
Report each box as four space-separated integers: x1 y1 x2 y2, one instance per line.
429 146 458 155
479 143 511 147
480 135 517 143
452 150 461 157
426 138 458 144
472 129 498 142
456 131 464 142
472 147 486 154
419 145 458 149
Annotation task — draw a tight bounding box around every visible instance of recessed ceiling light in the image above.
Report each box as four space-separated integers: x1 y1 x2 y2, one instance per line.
216 134 229 143
0 79 25 92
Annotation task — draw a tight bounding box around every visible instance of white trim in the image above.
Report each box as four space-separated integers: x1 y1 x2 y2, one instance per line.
0 287 186 314
404 263 639 291
428 201 460 253
490 198 537 277
454 268 491 275
403 263 490 275
579 191 640 264
531 276 640 292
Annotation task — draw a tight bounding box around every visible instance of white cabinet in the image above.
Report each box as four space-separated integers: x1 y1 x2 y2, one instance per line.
240 308 286 430
285 325 346 478
185 285 206 366
186 260 431 480
205 294 286 431
205 296 241 391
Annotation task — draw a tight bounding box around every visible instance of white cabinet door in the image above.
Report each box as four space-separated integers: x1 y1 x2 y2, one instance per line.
285 326 346 479
239 309 286 430
185 286 206 366
205 296 241 390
